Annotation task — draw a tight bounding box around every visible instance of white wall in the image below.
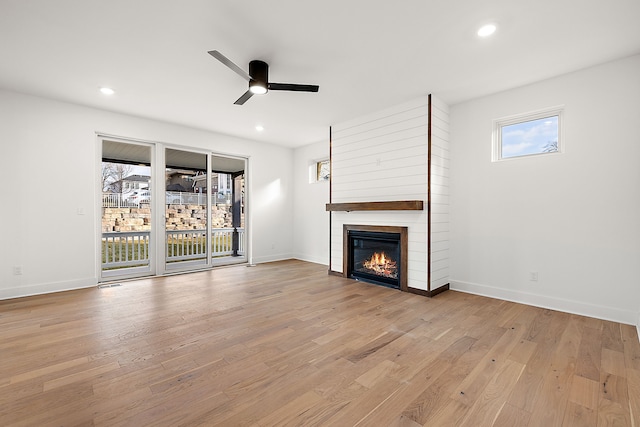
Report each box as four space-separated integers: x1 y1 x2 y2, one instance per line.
449 54 640 325
0 89 294 299
292 140 329 265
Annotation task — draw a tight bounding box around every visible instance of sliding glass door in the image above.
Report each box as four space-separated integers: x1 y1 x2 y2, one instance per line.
210 154 246 266
164 148 209 270
99 139 247 280
164 149 247 272
100 139 154 280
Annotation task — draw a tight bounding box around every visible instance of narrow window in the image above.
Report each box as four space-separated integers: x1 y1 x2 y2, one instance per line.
493 107 563 161
316 159 330 181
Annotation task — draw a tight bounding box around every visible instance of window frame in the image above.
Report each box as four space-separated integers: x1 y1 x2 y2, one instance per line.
492 106 564 162
315 159 330 182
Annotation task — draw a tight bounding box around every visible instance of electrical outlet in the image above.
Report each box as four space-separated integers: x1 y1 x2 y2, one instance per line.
529 272 538 281
13 265 22 275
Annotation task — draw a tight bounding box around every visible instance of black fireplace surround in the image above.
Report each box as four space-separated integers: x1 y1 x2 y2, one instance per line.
348 230 401 288
343 224 408 291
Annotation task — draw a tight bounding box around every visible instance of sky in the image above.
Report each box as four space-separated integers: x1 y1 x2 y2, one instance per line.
501 115 559 158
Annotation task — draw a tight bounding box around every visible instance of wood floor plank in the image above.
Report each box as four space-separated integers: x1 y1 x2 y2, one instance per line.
458 359 525 427
42 360 120 392
508 309 572 414
601 321 625 353
12 386 153 427
9 356 90 385
527 316 582 426
257 389 328 427
601 348 626 378
451 324 522 408
422 398 469 427
387 414 423 427
562 401 597 427
404 323 508 425
569 375 600 410
0 260 638 426
397 357 454 424
508 338 538 364
626 367 640 427
322 376 405 426
493 402 532 427
597 398 631 427
576 326 603 381
355 359 400 388
600 372 629 404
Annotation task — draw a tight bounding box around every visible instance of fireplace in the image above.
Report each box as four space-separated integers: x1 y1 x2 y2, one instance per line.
344 224 408 291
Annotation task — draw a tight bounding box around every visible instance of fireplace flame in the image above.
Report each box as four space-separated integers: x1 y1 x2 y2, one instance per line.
362 252 397 278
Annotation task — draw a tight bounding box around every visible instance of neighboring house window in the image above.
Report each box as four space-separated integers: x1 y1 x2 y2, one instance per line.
493 107 563 161
316 159 330 181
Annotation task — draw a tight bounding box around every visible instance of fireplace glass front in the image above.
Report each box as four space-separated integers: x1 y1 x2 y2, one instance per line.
348 230 401 289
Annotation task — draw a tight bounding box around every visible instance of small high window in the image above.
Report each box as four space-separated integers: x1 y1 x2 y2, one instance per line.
316 159 330 181
493 107 563 161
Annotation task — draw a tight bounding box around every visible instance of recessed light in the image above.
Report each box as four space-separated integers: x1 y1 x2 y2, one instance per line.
477 24 497 37
99 87 115 95
255 125 264 132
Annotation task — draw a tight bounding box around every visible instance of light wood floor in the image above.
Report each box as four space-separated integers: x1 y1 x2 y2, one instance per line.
1 260 639 426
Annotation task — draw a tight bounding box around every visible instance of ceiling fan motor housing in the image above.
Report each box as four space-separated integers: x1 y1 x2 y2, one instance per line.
249 60 268 93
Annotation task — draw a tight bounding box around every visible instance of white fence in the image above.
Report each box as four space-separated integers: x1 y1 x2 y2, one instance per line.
102 228 245 270
102 193 139 208
166 228 245 262
102 231 151 269
102 191 232 208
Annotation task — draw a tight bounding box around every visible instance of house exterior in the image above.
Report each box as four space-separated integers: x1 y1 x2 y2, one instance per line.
186 171 232 195
109 174 150 194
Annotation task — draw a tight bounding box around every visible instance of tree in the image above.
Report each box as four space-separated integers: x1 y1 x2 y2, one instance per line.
102 162 133 193
542 140 558 153
101 163 115 191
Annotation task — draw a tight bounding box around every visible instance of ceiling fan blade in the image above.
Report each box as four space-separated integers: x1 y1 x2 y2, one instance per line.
234 90 254 105
268 82 319 92
208 50 251 81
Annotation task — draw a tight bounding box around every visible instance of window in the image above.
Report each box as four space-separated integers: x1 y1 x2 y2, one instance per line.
308 158 330 183
493 107 563 161
316 159 330 181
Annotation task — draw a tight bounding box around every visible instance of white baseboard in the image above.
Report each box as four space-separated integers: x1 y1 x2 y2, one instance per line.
0 277 97 301
250 253 294 265
637 312 640 342
450 279 638 326
293 254 329 266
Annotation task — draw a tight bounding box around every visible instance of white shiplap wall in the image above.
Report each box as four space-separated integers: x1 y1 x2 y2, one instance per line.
330 95 450 292
429 97 450 291
330 97 430 291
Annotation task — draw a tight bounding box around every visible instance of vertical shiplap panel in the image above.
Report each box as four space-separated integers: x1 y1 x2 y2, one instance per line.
330 97 429 291
430 96 450 290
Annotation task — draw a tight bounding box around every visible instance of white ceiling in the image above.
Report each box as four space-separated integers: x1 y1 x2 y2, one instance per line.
1 0 639 148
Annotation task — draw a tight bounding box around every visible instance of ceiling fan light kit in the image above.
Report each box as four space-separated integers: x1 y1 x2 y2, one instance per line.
250 83 268 95
249 60 268 94
208 50 319 105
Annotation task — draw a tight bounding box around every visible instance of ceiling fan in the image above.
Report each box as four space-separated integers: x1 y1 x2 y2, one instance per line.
208 50 319 105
